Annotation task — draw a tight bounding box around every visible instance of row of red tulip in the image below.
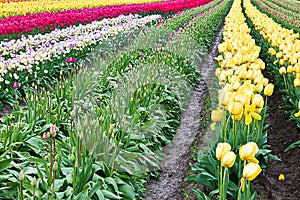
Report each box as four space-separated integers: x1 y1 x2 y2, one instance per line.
0 0 212 36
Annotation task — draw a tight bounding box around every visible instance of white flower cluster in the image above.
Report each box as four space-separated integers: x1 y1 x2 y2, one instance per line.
0 14 161 77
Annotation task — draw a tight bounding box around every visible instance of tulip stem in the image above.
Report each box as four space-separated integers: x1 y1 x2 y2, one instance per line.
219 165 223 200
283 75 287 91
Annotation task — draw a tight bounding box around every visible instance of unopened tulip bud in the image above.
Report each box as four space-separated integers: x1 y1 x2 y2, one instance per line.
42 132 50 139
264 83 274 96
50 125 56 137
19 170 24 181
32 176 37 187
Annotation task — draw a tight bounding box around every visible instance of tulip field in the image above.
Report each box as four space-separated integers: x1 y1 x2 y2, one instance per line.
0 0 299 199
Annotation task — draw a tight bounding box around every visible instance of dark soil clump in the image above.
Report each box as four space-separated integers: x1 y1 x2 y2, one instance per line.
254 85 300 200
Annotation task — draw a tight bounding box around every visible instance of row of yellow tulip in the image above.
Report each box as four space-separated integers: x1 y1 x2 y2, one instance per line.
211 0 274 198
244 0 300 116
0 0 162 18
212 1 273 133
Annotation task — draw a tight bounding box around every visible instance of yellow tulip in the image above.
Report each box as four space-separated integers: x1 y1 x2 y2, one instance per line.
228 101 244 116
279 59 285 66
276 52 283 59
262 78 269 86
221 151 236 168
211 109 223 122
210 122 216 130
294 78 300 87
252 94 264 108
242 162 262 181
254 82 264 93
279 67 286 75
239 142 259 163
216 142 232 160
287 65 294 73
244 104 262 125
264 83 274 96
268 48 276 56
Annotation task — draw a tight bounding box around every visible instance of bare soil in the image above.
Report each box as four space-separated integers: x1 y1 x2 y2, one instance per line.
253 83 300 200
143 23 223 200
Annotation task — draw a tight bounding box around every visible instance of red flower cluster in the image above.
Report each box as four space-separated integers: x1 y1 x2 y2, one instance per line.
0 0 212 35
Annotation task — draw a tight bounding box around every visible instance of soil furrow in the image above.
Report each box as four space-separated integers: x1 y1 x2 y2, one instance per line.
143 24 224 200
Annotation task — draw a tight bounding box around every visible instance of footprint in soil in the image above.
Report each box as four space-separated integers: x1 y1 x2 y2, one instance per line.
143 24 224 200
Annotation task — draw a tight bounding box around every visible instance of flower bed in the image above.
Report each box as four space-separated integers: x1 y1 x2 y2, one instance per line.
0 0 213 37
0 0 164 18
186 0 278 199
0 1 232 198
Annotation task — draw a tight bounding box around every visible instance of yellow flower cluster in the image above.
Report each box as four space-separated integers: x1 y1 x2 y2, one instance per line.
0 0 162 18
216 142 262 192
210 0 273 130
244 0 300 116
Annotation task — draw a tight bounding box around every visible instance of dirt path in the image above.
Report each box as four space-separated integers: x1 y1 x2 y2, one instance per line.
143 24 223 200
254 84 300 200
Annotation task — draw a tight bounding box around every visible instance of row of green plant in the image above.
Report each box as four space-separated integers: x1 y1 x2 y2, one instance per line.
0 1 232 199
186 0 279 199
163 0 223 30
244 0 300 151
265 0 300 13
251 0 300 33
0 0 222 109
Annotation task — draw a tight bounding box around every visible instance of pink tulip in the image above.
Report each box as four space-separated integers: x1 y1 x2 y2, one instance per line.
72 57 77 63
43 132 50 139
66 57 72 63
13 82 19 89
50 125 56 137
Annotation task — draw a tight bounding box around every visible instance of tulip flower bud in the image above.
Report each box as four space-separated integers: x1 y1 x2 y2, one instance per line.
221 151 236 168
216 142 231 160
53 161 58 171
279 67 286 75
42 132 50 139
32 176 37 187
13 82 19 89
50 125 56 137
264 83 274 96
19 170 24 182
287 65 294 73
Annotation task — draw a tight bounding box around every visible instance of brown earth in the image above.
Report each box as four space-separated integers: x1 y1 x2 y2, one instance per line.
253 83 300 200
